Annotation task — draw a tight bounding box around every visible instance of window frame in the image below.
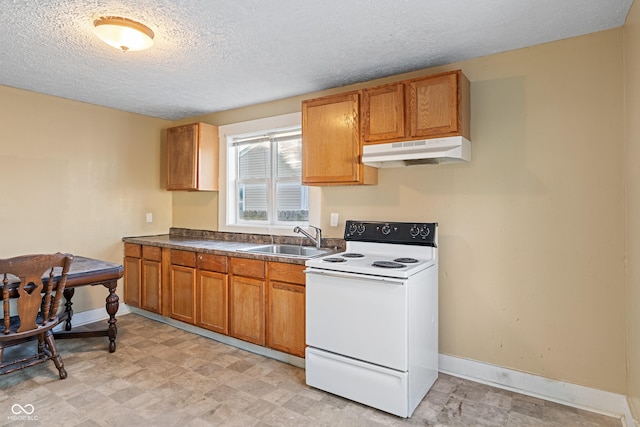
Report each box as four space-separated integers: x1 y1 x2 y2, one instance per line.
231 126 307 226
218 113 320 236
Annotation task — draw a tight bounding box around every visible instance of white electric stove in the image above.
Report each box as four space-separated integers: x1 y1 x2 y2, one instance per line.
305 220 439 418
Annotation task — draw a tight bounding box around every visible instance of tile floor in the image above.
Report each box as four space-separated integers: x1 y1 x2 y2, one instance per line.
0 314 623 426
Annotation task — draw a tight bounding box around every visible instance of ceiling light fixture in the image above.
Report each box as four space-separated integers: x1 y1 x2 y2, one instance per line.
93 16 154 52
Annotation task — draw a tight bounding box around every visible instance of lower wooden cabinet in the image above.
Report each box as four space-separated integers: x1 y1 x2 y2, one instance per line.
170 265 196 323
141 246 162 313
170 250 197 324
123 249 141 307
124 243 161 312
124 243 306 357
229 257 266 345
196 253 229 335
229 275 265 345
266 262 306 357
196 269 229 335
267 281 305 357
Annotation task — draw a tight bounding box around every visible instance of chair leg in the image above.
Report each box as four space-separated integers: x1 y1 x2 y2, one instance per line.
37 334 46 358
43 331 67 379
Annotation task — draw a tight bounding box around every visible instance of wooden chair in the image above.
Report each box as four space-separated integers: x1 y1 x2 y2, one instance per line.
0 253 73 379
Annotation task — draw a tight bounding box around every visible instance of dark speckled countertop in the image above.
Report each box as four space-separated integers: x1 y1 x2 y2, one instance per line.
122 228 345 265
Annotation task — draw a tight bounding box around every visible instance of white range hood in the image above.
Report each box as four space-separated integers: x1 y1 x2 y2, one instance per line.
362 136 471 168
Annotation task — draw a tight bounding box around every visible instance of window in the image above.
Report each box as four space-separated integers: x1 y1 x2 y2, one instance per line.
227 126 308 227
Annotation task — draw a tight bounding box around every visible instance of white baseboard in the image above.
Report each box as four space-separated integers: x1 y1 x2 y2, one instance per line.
53 304 131 331
439 353 636 427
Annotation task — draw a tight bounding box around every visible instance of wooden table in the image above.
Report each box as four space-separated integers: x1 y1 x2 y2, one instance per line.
4 256 124 353
55 256 124 352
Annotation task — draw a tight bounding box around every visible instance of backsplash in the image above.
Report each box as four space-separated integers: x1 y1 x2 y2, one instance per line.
169 228 346 251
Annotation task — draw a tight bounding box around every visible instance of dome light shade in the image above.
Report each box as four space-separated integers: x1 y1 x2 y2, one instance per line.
93 16 154 52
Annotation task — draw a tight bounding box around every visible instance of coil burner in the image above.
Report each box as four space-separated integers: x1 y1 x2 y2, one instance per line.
372 261 405 269
394 257 418 264
323 257 347 263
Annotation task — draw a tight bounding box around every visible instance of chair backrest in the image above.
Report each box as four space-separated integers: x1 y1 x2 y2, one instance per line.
1 253 73 335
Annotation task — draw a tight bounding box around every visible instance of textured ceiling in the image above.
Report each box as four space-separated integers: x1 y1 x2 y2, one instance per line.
0 0 633 120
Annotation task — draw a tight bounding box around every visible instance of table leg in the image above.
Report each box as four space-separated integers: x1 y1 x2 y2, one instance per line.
104 281 119 353
63 288 75 331
54 281 120 353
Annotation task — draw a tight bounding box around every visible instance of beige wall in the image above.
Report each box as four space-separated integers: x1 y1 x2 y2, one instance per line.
0 86 172 312
172 191 218 230
177 30 628 394
625 0 640 419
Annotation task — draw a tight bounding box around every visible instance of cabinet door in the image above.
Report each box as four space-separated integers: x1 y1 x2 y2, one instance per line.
141 259 161 313
229 275 265 345
123 256 141 307
362 83 406 143
302 92 376 185
170 264 196 324
167 123 198 190
196 270 229 335
267 281 305 357
166 123 219 191
408 72 460 138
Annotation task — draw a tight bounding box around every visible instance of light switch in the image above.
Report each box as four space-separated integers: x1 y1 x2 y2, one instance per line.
145 212 153 223
330 212 339 227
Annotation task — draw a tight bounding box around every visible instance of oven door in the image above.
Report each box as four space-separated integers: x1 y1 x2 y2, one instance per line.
305 268 408 371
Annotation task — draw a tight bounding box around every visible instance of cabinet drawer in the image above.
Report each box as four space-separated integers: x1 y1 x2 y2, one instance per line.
268 262 305 285
142 245 162 262
230 257 265 279
198 253 228 273
171 249 196 268
124 243 141 258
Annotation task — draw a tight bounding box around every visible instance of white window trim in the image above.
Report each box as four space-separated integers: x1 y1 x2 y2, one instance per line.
218 112 321 236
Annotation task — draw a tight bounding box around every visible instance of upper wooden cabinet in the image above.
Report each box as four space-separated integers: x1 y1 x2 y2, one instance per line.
166 122 219 191
302 92 377 186
408 70 470 140
361 70 470 145
362 83 406 143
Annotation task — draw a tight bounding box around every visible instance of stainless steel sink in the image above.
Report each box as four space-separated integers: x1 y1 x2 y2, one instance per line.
240 244 332 258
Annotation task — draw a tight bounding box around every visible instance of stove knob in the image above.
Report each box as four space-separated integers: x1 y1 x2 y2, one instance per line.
410 225 420 237
357 224 366 234
381 224 391 235
420 226 431 237
348 223 357 235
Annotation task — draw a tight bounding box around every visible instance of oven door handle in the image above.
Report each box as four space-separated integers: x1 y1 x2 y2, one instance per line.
303 269 405 285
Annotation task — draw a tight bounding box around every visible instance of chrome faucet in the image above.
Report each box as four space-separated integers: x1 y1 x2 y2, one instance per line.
293 225 322 248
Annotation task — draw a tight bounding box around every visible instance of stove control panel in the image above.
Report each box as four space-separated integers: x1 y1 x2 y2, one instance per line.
344 220 437 246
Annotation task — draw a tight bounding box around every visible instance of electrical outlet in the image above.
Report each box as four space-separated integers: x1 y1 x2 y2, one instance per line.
145 213 153 223
330 212 339 227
